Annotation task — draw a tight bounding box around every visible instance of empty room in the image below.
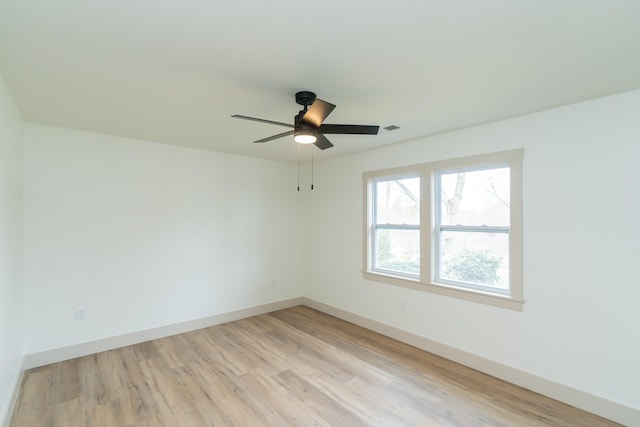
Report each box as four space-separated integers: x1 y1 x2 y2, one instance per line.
1 1 639 426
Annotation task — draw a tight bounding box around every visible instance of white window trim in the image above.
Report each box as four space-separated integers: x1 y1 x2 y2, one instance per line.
362 149 524 311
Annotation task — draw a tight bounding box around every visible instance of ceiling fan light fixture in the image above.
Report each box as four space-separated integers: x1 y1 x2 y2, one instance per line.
294 128 317 144
232 90 379 151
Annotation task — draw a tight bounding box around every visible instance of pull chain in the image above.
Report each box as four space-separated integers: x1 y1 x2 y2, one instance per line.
297 143 300 192
311 153 314 190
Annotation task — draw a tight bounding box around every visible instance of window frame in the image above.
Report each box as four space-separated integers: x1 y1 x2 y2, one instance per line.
362 149 524 311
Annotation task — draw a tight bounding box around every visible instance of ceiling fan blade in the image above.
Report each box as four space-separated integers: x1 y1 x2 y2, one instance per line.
232 115 294 128
298 99 336 127
319 124 380 135
254 130 294 143
314 134 334 150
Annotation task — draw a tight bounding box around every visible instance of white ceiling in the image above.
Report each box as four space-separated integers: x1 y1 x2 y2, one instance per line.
1 1 639 163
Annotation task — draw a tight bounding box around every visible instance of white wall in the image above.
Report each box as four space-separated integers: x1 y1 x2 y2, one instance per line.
23 124 303 354
303 90 640 411
0 77 23 422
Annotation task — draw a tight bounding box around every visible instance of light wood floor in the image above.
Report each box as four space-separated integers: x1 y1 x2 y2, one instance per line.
11 305 620 426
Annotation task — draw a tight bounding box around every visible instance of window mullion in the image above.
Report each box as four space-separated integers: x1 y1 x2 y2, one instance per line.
421 167 432 285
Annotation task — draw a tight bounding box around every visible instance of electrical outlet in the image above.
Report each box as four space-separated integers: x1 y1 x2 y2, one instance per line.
75 308 85 321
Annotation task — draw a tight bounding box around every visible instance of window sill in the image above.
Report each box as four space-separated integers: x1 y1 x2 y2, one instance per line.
362 271 524 311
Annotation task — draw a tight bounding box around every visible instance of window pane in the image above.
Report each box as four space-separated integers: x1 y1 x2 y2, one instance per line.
375 177 419 224
375 228 419 276
439 167 509 226
439 230 509 289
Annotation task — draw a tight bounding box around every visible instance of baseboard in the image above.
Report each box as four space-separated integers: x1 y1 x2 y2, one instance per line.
24 297 304 370
1 356 25 427
302 297 639 427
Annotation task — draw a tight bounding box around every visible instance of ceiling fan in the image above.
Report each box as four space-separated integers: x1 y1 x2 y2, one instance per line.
232 91 379 150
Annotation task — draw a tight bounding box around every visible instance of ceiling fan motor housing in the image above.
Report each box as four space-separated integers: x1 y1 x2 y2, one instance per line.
294 122 317 134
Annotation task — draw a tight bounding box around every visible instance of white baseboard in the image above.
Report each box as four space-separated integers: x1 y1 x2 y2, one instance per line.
302 297 639 427
24 297 304 370
1 356 25 427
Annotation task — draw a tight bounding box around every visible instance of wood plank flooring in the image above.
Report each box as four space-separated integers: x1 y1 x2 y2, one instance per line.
10 306 620 426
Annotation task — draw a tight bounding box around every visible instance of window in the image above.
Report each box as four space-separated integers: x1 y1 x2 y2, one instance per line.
363 149 524 310
371 175 420 278
435 165 510 294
